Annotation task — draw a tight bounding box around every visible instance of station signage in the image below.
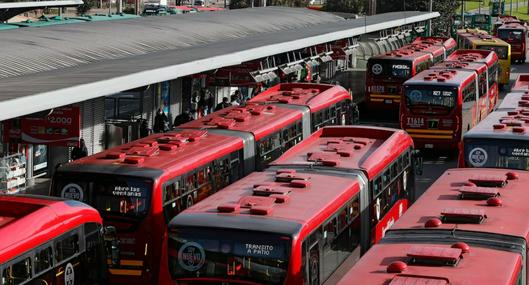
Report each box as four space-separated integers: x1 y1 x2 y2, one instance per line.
3 106 80 147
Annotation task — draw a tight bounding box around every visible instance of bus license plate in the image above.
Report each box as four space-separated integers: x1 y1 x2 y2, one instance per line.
424 144 434 149
384 99 392 104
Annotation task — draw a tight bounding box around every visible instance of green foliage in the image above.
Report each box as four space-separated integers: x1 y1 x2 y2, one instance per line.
77 0 98 15
377 0 460 36
123 7 136 14
323 0 366 13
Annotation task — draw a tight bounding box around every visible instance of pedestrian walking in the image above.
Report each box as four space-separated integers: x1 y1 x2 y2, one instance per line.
153 107 170 133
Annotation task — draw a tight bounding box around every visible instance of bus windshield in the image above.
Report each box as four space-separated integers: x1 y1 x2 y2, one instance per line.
477 45 508 59
368 59 412 79
498 29 524 41
474 15 489 23
53 173 152 219
404 85 457 114
169 228 290 284
465 140 529 170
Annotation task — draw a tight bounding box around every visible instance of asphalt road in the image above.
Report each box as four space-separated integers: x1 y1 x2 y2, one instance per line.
358 57 529 199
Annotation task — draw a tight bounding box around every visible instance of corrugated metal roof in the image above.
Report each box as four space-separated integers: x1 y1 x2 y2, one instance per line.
0 8 439 121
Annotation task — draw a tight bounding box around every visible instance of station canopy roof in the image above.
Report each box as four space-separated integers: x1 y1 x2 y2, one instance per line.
0 0 83 21
0 7 439 121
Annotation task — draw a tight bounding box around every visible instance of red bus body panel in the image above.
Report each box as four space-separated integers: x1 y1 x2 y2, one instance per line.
337 243 522 285
179 104 302 141
271 126 414 180
247 83 351 113
512 74 529 92
0 195 102 264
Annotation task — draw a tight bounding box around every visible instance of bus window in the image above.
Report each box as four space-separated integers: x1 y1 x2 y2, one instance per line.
498 29 523 41
164 179 183 222
55 231 80 262
477 45 508 59
2 257 31 285
34 246 53 274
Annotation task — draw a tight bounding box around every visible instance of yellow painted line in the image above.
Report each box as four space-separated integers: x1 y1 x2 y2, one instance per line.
107 259 144 267
406 129 453 134
370 94 400 99
109 269 143 276
410 134 453 139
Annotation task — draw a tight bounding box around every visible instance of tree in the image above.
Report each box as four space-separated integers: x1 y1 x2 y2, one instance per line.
323 0 366 13
377 0 460 35
229 0 250 9
77 0 98 15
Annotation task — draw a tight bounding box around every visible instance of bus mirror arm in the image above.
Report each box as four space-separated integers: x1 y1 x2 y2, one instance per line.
412 150 424 176
103 226 121 266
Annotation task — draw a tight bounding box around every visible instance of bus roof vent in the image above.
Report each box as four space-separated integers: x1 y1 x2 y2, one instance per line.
513 126 526 133
500 119 523 127
468 175 507 187
493 123 506 129
407 246 463 266
125 145 158 157
123 156 145 165
104 152 126 159
206 117 236 129
441 208 487 224
307 152 340 166
457 186 499 200
389 276 449 285
159 144 178 151
217 203 240 213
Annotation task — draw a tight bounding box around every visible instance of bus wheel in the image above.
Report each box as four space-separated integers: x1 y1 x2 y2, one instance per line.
186 195 194 208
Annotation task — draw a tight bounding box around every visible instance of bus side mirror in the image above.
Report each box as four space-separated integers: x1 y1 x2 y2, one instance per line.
103 226 120 266
412 150 424 176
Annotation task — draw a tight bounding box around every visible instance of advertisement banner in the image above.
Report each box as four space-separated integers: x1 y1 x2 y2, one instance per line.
4 107 82 147
208 61 261 86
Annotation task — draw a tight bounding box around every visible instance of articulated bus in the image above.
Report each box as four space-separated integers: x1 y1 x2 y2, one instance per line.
168 126 417 284
366 49 433 110
50 83 352 285
459 34 511 86
497 22 528 63
461 110 529 170
337 168 528 285
432 50 499 114
0 195 108 285
412 36 457 57
401 69 482 150
472 13 493 33
496 91 529 110
247 83 354 132
401 42 446 64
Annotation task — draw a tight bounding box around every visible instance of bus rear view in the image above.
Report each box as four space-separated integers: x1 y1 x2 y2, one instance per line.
401 69 479 150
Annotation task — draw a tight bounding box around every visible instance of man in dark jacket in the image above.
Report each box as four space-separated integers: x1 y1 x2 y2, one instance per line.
214 97 231 111
153 107 170 133
71 138 88 160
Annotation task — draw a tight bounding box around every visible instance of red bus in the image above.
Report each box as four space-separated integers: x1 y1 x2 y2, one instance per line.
0 195 108 284
412 36 457 58
496 91 529 110
337 168 528 285
461 110 529 170
401 42 446 64
168 126 417 284
431 51 499 115
247 83 353 131
366 49 433 110
512 74 529 91
401 68 482 150
497 22 528 63
50 83 352 285
438 50 499 112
